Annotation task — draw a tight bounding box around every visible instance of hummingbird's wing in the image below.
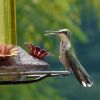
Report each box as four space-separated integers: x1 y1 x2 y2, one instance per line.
65 49 93 87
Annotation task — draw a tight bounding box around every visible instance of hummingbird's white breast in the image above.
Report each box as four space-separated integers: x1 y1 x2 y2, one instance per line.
59 41 71 70
60 41 71 53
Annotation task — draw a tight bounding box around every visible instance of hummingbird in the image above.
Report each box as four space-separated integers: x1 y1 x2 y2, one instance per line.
45 29 93 87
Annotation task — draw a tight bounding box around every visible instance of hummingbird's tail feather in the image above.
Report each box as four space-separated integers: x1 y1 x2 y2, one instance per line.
71 66 93 87
64 45 93 87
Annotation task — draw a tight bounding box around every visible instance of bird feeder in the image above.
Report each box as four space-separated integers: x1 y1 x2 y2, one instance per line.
0 0 70 85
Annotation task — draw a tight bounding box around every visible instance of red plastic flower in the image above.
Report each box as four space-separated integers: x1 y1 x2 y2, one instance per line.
25 43 51 59
0 44 18 58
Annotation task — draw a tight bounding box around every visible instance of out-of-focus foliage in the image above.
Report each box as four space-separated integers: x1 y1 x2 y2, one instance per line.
0 81 66 100
0 0 100 100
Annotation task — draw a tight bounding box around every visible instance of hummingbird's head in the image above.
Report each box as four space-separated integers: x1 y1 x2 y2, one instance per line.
45 29 71 42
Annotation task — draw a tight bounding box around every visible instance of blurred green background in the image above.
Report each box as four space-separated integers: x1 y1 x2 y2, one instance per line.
0 0 100 100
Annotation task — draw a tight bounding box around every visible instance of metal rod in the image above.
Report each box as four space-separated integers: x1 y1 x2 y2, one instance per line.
0 71 71 85
27 73 68 78
0 71 70 76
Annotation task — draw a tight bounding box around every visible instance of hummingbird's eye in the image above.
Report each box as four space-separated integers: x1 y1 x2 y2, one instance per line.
63 31 69 35
65 32 68 34
61 31 67 34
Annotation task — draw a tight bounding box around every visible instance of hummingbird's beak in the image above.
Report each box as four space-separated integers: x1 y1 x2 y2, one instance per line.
44 31 59 36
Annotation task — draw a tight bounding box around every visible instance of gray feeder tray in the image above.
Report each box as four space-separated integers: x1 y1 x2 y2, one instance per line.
0 46 49 81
